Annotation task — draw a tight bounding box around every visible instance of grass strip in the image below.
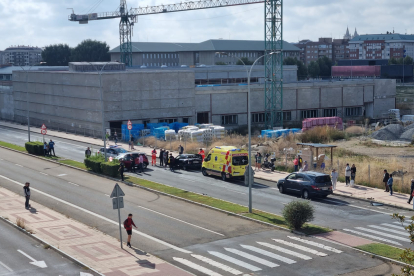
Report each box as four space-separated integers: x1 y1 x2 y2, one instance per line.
125 176 331 235
0 141 27 152
356 243 406 262
58 159 87 170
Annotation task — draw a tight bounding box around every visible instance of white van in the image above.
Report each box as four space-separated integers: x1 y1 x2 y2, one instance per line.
402 115 414 124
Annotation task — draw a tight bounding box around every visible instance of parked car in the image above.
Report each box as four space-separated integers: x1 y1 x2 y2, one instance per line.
175 154 203 170
116 152 149 171
98 146 128 158
277 171 333 199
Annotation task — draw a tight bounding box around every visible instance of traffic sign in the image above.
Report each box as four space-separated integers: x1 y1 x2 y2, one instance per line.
110 183 125 198
41 129 47 135
41 124 47 130
127 120 132 130
112 197 124 209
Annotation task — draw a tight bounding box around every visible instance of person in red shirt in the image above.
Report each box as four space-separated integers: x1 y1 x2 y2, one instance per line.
124 213 137 248
198 148 205 161
151 149 157 166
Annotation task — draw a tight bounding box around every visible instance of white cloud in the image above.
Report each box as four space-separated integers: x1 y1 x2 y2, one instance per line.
0 0 412 50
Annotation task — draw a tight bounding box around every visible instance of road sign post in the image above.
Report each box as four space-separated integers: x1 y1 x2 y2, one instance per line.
110 183 125 249
41 124 47 143
127 120 132 145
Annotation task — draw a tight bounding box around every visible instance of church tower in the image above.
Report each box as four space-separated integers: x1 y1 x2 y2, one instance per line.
344 26 352 40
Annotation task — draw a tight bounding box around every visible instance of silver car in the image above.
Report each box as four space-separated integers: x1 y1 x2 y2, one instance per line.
98 146 128 158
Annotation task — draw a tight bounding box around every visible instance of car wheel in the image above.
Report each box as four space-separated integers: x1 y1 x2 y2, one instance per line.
202 168 208 176
142 163 147 169
302 189 311 200
321 195 328 198
278 185 284 194
221 173 227 181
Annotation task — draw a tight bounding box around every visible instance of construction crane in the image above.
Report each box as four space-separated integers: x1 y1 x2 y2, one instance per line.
68 0 283 127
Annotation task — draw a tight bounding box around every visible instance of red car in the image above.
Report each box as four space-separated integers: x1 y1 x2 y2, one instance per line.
116 152 149 171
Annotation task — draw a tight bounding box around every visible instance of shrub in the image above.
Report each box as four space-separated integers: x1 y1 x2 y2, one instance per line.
84 154 105 173
282 200 315 230
25 142 44 155
101 160 120 178
300 126 345 143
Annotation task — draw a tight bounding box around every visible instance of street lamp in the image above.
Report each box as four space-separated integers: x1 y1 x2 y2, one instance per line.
86 61 120 162
19 62 47 142
215 51 279 213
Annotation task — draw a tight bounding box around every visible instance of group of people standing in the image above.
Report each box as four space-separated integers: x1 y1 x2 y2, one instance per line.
158 148 175 171
43 140 55 157
293 155 308 172
344 164 357 186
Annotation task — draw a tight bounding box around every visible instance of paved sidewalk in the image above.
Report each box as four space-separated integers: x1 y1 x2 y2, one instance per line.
0 187 190 276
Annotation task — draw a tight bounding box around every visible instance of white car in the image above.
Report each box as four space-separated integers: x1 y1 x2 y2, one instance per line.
161 65 168 68
98 146 128 158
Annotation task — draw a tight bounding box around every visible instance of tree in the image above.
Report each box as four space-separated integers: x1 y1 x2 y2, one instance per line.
283 57 297 65
236 57 253 65
308 61 320 78
41 44 72 66
404 56 413 64
388 57 399 65
283 57 308 80
317 56 332 77
71 39 110 62
215 61 227 65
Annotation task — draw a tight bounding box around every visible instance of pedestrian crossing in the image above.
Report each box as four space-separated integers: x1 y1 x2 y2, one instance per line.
342 221 411 247
172 236 343 276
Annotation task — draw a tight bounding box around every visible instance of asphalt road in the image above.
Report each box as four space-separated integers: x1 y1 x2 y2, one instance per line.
0 218 96 276
0 147 399 276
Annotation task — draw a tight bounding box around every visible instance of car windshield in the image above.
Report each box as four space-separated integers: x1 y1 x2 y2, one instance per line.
313 175 331 183
232 156 248 166
113 148 127 154
181 154 198 159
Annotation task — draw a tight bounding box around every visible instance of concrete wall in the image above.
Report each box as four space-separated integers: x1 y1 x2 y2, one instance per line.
373 79 396 118
0 86 14 120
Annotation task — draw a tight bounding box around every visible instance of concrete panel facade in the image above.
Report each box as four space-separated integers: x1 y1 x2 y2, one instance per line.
0 86 14 120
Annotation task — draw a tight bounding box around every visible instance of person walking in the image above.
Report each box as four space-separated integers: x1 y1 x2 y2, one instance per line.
49 140 55 156
164 151 169 168
351 164 356 181
254 153 259 171
169 153 175 172
257 153 262 171
388 174 394 196
345 163 351 186
138 154 144 173
159 149 164 166
331 169 338 191
178 144 184 155
24 182 31 209
124 214 137 248
293 157 299 172
43 142 48 156
151 149 157 166
302 160 309 171
85 147 91 158
407 179 414 204
114 131 118 145
129 140 132 150
383 170 390 192
119 163 125 181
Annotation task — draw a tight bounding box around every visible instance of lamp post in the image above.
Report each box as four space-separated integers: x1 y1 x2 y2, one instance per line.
86 61 119 162
20 62 47 142
215 51 278 213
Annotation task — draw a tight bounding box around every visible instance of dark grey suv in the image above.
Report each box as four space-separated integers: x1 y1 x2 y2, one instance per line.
277 171 333 199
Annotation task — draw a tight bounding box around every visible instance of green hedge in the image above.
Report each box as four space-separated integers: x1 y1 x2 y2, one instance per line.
84 154 105 173
25 142 44 155
101 161 120 178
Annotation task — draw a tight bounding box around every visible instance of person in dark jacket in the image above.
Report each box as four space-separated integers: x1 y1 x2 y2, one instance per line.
164 151 169 168
408 179 414 204
351 164 356 181
85 147 91 158
159 149 164 166
119 163 125 181
383 170 390 192
124 213 137 248
169 153 175 172
24 182 31 209
178 144 184 155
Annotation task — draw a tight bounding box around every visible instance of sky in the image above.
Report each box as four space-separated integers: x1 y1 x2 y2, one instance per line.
1 0 413 50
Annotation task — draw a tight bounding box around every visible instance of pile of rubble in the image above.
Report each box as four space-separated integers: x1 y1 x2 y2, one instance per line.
371 124 414 141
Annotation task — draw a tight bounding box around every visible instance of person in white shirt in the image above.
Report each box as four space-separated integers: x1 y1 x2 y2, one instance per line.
345 164 351 186
331 169 338 191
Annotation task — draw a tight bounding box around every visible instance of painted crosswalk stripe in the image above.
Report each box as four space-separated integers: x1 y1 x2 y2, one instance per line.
343 229 402 246
368 225 409 237
173 257 223 276
191 254 243 275
393 221 411 227
208 251 261 272
240 244 296 264
355 227 411 242
272 239 327 257
287 236 343 253
381 223 407 231
257 242 312 260
224 248 279 268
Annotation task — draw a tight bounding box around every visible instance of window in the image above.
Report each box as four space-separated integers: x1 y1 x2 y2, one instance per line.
276 111 292 121
323 108 337 117
301 110 318 119
251 113 265 123
143 120 150 128
345 107 362 117
221 115 238 125
159 118 178 123
182 118 190 124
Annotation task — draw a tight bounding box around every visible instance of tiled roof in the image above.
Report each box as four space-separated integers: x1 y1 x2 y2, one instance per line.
350 34 414 42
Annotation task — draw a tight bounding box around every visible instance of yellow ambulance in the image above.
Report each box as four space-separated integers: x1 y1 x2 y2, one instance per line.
202 146 249 181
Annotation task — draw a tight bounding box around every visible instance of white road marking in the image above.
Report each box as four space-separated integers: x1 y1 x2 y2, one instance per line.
226 189 246 195
68 182 79 187
393 221 412 227
191 254 242 275
270 188 279 190
368 225 409 237
208 251 261 272
104 194 110 197
57 174 67 177
137 206 224 236
224 248 279 268
173 257 223 276
0 158 3 161
39 172 48 176
348 204 392 215
381 223 407 230
257 242 312 260
342 229 402 246
0 261 12 272
15 164 23 167
272 239 327 257
287 236 343 253
17 250 47 268
240 244 296 264
354 227 411 242
0 174 191 253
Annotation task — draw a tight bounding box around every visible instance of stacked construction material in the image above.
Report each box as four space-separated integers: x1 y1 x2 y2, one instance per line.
153 126 170 139
121 123 144 141
165 129 177 140
260 128 301 138
302 117 343 131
